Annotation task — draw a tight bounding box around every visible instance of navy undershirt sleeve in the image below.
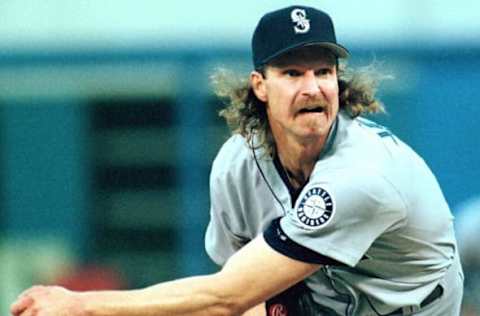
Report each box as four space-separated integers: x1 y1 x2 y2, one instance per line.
264 218 345 266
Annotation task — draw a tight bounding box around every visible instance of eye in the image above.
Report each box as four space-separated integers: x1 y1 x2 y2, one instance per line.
315 68 332 76
283 69 302 77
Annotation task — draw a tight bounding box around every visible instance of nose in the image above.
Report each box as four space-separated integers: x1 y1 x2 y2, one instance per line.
300 70 320 97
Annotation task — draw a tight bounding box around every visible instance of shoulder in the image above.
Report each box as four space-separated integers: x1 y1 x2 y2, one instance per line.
320 113 421 194
210 134 255 183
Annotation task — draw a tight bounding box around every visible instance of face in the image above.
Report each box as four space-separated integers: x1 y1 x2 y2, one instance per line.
251 47 339 145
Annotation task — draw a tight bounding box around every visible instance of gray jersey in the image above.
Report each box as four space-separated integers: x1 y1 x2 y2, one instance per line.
205 111 463 315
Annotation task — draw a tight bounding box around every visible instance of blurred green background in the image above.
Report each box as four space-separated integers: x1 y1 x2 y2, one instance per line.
0 1 479 315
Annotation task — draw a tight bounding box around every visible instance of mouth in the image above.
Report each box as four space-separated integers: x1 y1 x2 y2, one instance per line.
298 106 326 114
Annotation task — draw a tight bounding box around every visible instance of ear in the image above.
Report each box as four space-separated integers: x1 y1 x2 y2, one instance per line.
250 71 268 103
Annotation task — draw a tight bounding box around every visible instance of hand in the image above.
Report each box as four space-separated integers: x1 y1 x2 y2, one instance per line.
10 285 86 316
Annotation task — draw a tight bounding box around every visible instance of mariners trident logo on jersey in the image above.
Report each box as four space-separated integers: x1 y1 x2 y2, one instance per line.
296 187 334 229
290 8 310 34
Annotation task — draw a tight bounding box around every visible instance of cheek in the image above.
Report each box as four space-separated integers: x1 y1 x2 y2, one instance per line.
266 85 292 113
266 101 285 120
325 82 340 107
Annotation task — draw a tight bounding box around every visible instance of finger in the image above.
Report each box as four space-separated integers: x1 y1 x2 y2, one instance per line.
10 296 34 316
19 309 32 316
19 309 34 316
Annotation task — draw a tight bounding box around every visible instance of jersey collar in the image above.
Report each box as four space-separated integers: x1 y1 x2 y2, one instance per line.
317 114 339 161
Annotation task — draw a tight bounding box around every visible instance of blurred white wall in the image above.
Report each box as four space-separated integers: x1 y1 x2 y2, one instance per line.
1 0 479 51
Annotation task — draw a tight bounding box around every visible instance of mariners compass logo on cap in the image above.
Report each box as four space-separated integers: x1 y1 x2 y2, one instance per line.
291 8 310 34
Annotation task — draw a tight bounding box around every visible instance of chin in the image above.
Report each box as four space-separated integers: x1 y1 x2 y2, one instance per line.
302 120 333 134
297 127 329 139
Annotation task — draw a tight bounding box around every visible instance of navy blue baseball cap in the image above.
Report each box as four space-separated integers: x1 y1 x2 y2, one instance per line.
252 6 349 69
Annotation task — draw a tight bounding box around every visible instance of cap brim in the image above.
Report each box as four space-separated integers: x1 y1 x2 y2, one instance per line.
260 41 349 67
304 42 349 58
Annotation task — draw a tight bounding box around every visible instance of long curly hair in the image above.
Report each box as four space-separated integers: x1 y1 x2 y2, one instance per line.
211 61 386 156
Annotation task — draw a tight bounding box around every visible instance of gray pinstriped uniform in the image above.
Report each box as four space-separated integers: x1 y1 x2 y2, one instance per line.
205 111 463 315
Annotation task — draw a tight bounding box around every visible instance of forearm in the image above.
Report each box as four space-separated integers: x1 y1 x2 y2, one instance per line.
80 274 239 316
11 237 317 316
242 303 266 316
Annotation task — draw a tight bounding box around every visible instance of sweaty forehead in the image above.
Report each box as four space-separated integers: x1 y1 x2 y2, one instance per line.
267 46 337 68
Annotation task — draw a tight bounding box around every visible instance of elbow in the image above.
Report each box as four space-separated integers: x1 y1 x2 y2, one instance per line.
208 295 248 316
209 306 243 316
207 274 253 316
198 301 241 316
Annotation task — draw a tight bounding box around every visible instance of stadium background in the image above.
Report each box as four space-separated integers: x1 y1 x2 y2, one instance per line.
0 1 479 314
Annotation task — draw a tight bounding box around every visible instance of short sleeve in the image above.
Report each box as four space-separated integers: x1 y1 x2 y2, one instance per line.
268 170 406 267
204 169 249 266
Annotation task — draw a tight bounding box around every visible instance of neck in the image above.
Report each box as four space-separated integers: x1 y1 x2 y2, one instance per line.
276 135 327 189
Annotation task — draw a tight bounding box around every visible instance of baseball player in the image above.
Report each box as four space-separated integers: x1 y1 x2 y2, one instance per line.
206 5 463 315
10 5 463 316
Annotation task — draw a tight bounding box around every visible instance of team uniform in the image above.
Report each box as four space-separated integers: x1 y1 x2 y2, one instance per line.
205 111 463 315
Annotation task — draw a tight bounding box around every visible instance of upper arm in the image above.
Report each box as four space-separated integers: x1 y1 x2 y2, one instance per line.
215 235 320 313
277 170 406 267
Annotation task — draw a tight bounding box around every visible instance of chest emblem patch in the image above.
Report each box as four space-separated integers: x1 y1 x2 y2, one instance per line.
296 187 334 228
